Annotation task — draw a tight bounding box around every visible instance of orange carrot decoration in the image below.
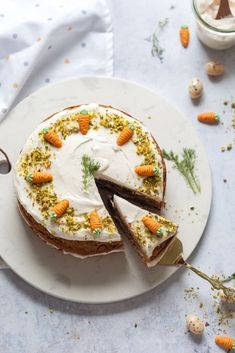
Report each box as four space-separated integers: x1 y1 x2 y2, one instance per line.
26 171 53 184
197 112 220 125
215 336 235 350
117 124 134 146
49 199 69 220
43 128 62 148
135 165 160 177
77 110 90 135
142 216 166 237
90 210 103 236
180 25 190 48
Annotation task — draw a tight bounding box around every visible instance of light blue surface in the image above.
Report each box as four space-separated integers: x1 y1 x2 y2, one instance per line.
1 0 235 351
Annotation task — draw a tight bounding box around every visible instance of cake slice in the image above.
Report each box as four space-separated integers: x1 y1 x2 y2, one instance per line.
96 182 178 267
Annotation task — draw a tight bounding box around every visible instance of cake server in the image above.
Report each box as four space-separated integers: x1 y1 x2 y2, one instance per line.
159 237 235 298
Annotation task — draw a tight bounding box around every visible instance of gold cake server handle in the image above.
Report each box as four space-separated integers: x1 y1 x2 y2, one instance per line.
159 237 235 298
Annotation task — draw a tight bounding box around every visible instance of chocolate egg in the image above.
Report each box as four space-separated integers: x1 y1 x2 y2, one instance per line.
186 315 204 335
205 61 224 76
188 78 203 99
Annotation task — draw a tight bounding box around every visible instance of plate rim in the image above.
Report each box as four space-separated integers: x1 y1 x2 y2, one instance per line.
0 75 212 303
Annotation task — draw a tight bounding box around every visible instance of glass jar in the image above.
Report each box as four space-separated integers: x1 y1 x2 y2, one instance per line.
192 0 235 50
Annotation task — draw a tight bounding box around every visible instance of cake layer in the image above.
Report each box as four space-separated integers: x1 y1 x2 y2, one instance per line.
19 202 124 257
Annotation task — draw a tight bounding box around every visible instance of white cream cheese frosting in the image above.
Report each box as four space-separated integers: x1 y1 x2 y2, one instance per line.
14 103 164 244
113 196 178 260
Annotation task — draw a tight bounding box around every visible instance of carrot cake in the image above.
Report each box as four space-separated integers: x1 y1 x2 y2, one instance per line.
14 103 167 260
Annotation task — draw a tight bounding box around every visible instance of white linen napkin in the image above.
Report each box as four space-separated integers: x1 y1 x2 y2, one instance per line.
0 0 113 268
0 0 113 122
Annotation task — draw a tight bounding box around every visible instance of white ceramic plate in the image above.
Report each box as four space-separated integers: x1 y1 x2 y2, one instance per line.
0 77 211 303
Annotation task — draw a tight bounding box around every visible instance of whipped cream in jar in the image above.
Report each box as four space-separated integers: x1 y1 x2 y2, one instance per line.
192 0 235 49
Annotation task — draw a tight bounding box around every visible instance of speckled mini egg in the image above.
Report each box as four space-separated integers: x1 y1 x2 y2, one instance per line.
188 78 203 99
205 61 224 77
186 315 204 335
219 289 235 303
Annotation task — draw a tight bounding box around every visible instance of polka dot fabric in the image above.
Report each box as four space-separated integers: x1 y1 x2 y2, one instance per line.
0 0 113 121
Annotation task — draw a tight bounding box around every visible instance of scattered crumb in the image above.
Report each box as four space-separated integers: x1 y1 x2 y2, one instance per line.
224 100 229 106
25 311 28 314
184 287 200 300
205 322 210 327
147 116 152 120
223 179 227 183
134 323 138 328
227 143 232 151
221 146 225 152
169 5 175 10
199 303 203 308
231 103 235 109
190 206 195 211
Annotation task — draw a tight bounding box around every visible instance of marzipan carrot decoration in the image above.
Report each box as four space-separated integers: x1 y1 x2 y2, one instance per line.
197 112 220 124
142 216 166 237
49 199 69 220
180 25 190 48
26 171 53 184
90 210 103 236
43 128 62 148
117 124 135 146
77 110 90 135
215 336 235 350
135 165 160 177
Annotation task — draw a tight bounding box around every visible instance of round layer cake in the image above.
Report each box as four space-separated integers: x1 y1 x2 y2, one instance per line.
14 103 166 258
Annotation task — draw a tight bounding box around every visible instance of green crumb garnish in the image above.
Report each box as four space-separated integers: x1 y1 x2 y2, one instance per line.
81 154 100 193
156 226 166 237
26 173 33 183
52 114 78 139
17 147 51 178
79 109 88 115
128 122 136 130
153 166 160 176
42 127 49 134
48 211 57 220
163 148 201 194
102 216 116 234
93 228 102 237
